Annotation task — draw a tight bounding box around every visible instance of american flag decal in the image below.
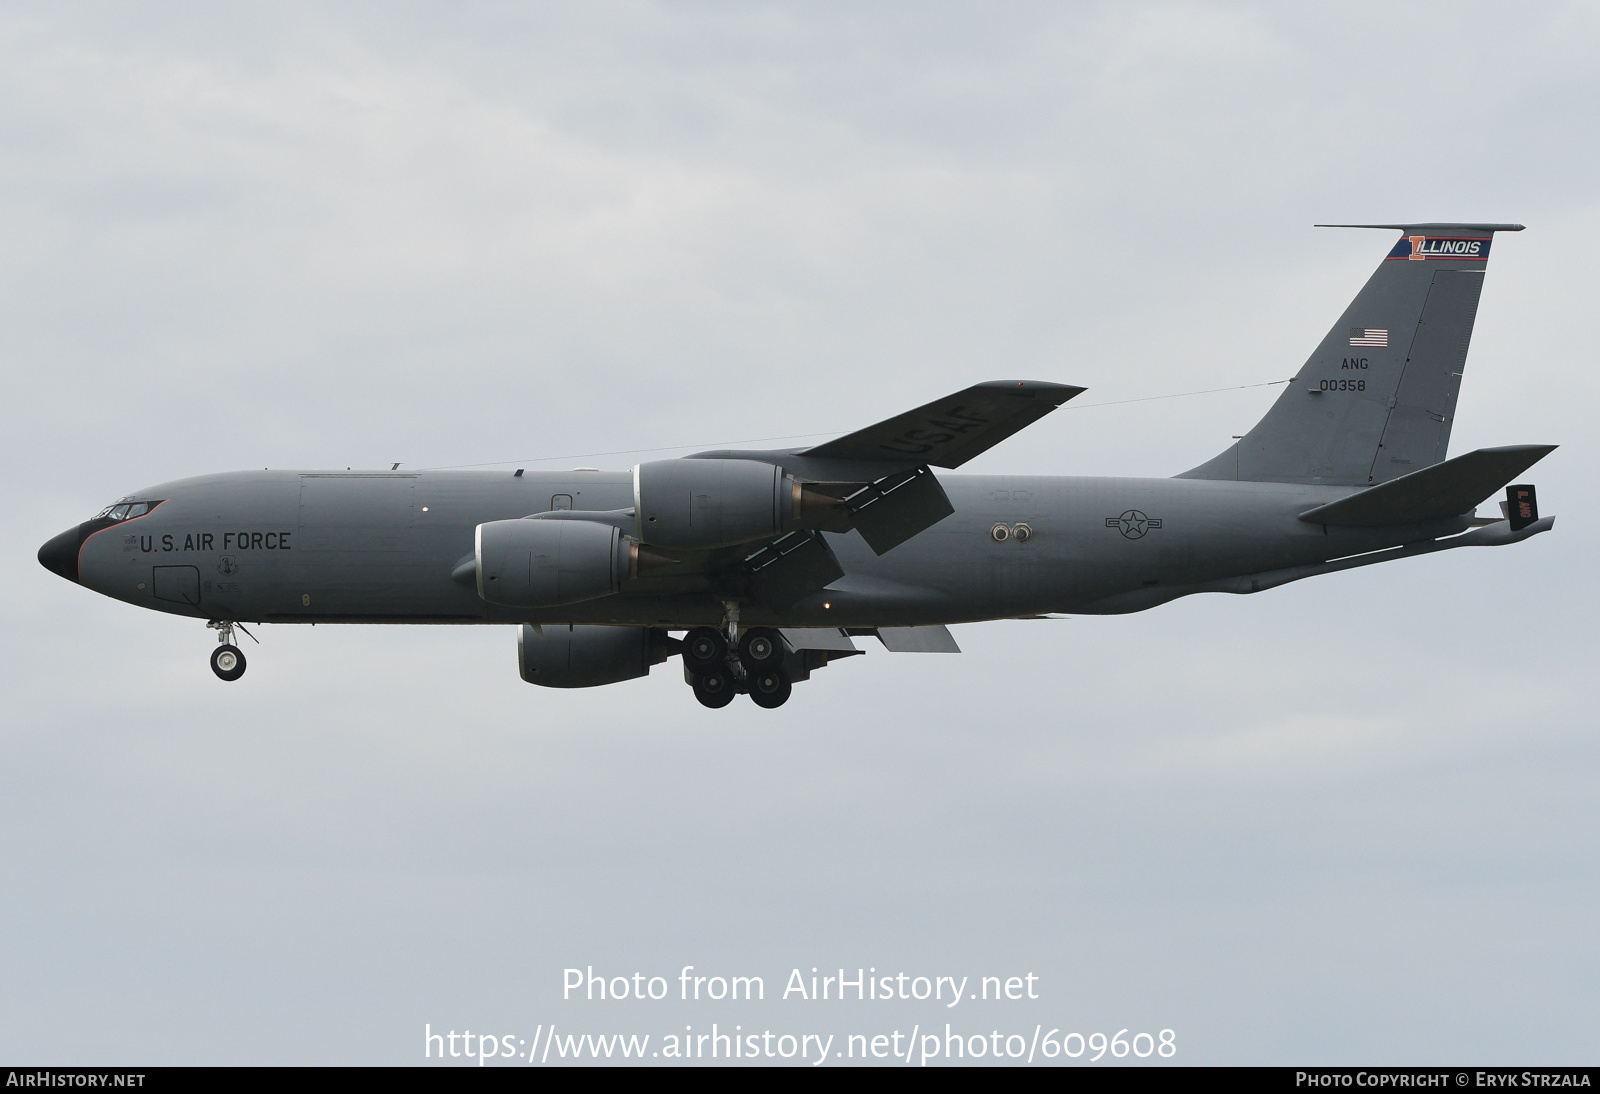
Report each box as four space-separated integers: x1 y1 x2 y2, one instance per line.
1349 327 1388 347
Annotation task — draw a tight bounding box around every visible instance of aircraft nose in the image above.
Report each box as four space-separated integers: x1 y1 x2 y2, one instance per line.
38 526 81 584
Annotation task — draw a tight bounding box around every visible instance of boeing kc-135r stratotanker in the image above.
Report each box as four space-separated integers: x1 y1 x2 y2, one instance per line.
39 223 1555 709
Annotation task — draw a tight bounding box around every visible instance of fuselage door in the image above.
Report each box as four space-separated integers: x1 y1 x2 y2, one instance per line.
551 494 573 511
151 565 201 606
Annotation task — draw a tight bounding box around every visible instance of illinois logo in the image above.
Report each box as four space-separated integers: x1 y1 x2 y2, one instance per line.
1386 235 1491 261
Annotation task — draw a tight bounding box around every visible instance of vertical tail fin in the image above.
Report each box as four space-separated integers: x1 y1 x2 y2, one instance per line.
1180 223 1524 485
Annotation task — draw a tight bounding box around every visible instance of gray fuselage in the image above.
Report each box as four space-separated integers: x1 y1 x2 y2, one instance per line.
70 469 1461 628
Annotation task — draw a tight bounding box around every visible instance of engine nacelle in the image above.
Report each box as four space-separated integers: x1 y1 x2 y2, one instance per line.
476 518 624 607
518 625 675 688
633 458 793 549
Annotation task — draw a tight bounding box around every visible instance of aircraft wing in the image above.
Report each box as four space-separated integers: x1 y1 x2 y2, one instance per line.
679 381 1084 594
802 380 1084 468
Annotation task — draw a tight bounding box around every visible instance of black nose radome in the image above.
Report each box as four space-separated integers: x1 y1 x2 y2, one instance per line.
38 526 82 584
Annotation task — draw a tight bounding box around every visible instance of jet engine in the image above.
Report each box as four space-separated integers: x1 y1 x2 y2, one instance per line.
476 518 627 607
633 458 797 549
518 624 676 688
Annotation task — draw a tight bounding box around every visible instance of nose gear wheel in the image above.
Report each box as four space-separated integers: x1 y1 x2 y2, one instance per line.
210 644 246 681
206 619 255 681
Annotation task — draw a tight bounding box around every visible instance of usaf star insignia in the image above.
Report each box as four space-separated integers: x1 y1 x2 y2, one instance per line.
1106 510 1162 539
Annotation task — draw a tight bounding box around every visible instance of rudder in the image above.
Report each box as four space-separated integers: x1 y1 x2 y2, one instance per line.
1180 222 1523 485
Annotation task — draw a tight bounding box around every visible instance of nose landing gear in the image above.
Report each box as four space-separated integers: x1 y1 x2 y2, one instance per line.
206 620 256 682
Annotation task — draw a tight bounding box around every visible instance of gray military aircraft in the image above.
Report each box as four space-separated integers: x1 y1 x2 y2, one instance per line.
39 222 1554 709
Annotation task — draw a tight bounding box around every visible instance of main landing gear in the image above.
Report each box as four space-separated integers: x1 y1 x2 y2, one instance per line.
206 620 256 682
683 623 792 710
747 666 792 709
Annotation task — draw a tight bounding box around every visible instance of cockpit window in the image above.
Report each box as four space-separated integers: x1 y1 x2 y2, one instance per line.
92 500 157 522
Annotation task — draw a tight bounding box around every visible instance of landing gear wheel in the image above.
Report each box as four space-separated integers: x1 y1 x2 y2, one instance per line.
691 668 736 709
684 627 728 670
748 667 792 709
210 644 246 682
738 627 784 672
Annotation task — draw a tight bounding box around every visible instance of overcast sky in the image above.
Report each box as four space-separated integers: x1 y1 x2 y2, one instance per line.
3 1 1596 1065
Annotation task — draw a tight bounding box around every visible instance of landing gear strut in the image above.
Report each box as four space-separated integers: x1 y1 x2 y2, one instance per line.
207 620 255 682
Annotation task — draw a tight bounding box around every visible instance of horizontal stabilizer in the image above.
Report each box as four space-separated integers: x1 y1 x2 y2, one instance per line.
1315 222 1526 233
805 381 1083 468
1298 445 1556 527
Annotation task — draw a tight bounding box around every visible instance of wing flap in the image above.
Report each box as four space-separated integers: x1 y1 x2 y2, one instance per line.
874 625 961 653
844 466 954 554
779 627 859 652
742 530 845 609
